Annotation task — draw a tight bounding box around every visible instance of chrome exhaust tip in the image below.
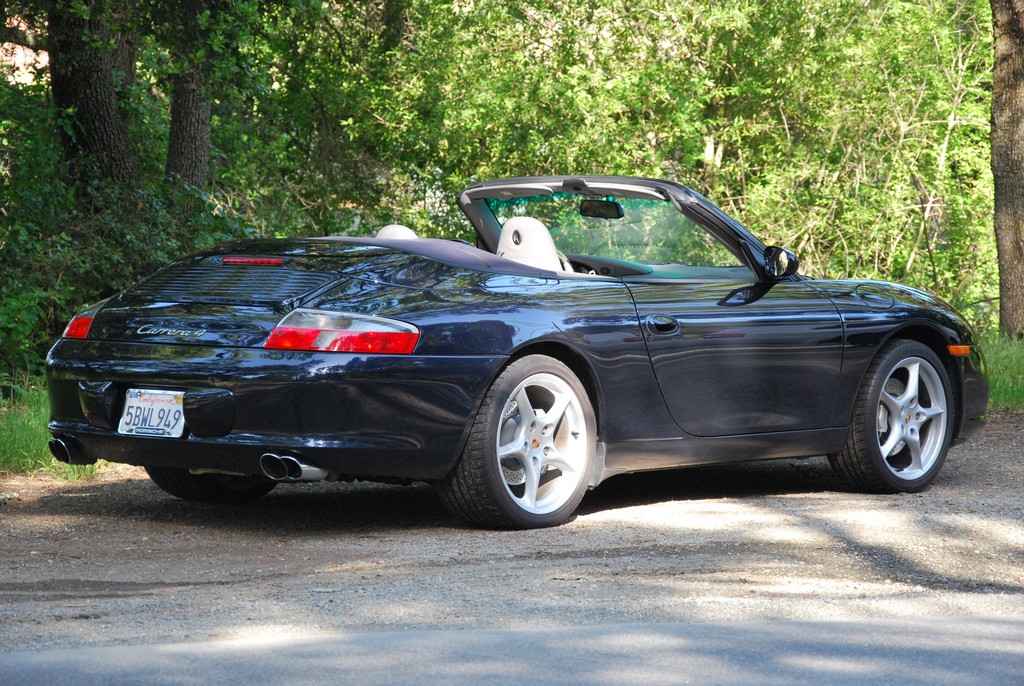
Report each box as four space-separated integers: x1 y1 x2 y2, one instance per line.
259 453 328 482
259 452 289 480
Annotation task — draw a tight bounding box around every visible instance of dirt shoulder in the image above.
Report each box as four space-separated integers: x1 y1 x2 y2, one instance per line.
2 412 1022 651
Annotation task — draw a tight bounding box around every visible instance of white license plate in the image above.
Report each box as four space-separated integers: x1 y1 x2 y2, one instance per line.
117 389 186 438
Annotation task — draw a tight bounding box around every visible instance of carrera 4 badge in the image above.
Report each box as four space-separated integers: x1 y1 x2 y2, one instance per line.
136 324 207 339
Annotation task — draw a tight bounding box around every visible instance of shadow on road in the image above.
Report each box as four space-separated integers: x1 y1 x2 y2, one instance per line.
578 455 844 515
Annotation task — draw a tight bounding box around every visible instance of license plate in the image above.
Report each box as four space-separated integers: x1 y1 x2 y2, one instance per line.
117 389 186 438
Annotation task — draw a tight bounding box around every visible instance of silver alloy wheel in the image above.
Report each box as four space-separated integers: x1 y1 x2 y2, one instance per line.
874 356 948 481
496 372 589 515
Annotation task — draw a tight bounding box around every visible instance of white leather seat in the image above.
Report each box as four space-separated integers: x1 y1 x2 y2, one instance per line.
376 224 417 240
496 217 565 272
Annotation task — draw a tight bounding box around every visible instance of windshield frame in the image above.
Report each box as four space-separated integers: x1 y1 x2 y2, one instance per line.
459 176 770 280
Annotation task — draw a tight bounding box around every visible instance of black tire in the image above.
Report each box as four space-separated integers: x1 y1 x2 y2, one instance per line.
145 466 276 503
438 355 596 529
828 340 954 493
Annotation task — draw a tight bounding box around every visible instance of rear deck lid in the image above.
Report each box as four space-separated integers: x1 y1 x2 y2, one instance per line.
80 237 501 347
123 248 341 307
88 241 349 347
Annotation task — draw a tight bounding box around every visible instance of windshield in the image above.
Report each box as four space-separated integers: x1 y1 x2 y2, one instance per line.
485 192 744 270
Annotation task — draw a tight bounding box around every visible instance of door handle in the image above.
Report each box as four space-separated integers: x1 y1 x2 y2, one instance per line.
644 314 679 336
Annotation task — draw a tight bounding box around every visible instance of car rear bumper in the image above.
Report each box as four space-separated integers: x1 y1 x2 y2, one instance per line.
47 339 505 481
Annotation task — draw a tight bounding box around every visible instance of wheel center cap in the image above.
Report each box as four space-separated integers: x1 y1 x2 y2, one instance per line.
531 438 541 449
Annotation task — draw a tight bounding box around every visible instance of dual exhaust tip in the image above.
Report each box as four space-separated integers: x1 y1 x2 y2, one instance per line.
259 453 328 482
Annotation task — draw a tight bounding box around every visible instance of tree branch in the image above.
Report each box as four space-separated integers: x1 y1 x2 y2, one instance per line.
0 24 47 52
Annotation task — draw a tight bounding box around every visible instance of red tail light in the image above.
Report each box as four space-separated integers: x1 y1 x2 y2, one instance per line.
264 309 419 354
62 316 94 339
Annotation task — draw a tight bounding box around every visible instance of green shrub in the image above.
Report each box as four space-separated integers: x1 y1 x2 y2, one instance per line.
981 334 1024 410
0 376 97 480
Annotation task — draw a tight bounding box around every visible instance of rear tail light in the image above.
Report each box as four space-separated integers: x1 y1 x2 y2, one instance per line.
62 316 94 339
264 309 419 354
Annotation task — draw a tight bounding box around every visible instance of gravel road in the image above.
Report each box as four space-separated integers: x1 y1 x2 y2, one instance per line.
1 412 1022 653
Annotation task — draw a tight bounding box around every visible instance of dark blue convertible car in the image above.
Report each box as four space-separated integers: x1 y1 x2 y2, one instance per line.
46 176 989 528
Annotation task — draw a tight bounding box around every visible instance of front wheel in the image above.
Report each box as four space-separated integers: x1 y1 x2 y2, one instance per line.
438 355 596 529
145 466 276 503
828 340 954 493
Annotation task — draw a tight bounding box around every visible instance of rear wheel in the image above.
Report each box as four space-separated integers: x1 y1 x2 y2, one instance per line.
145 466 276 503
439 355 596 529
828 340 953 493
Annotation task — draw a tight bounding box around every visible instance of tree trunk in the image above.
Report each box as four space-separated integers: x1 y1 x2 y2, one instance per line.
112 28 139 128
47 5 137 185
992 0 1024 338
165 65 211 192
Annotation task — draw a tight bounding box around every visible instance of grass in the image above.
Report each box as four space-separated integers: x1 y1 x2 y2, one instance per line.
1 334 1022 480
0 376 98 480
981 333 1024 410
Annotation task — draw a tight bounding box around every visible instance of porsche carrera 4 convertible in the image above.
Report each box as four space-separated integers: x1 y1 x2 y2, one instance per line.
46 175 989 529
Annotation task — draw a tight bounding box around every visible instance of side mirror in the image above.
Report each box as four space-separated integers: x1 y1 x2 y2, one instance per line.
764 246 799 279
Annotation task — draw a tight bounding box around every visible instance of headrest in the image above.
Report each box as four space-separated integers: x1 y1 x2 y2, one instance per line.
496 217 563 272
376 224 418 240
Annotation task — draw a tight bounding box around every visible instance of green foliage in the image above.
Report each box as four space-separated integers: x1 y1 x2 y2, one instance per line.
0 376 97 479
0 0 1004 378
981 334 1024 410
145 0 262 88
0 55 248 374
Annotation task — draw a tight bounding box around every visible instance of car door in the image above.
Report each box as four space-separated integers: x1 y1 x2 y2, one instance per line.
626 274 845 438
